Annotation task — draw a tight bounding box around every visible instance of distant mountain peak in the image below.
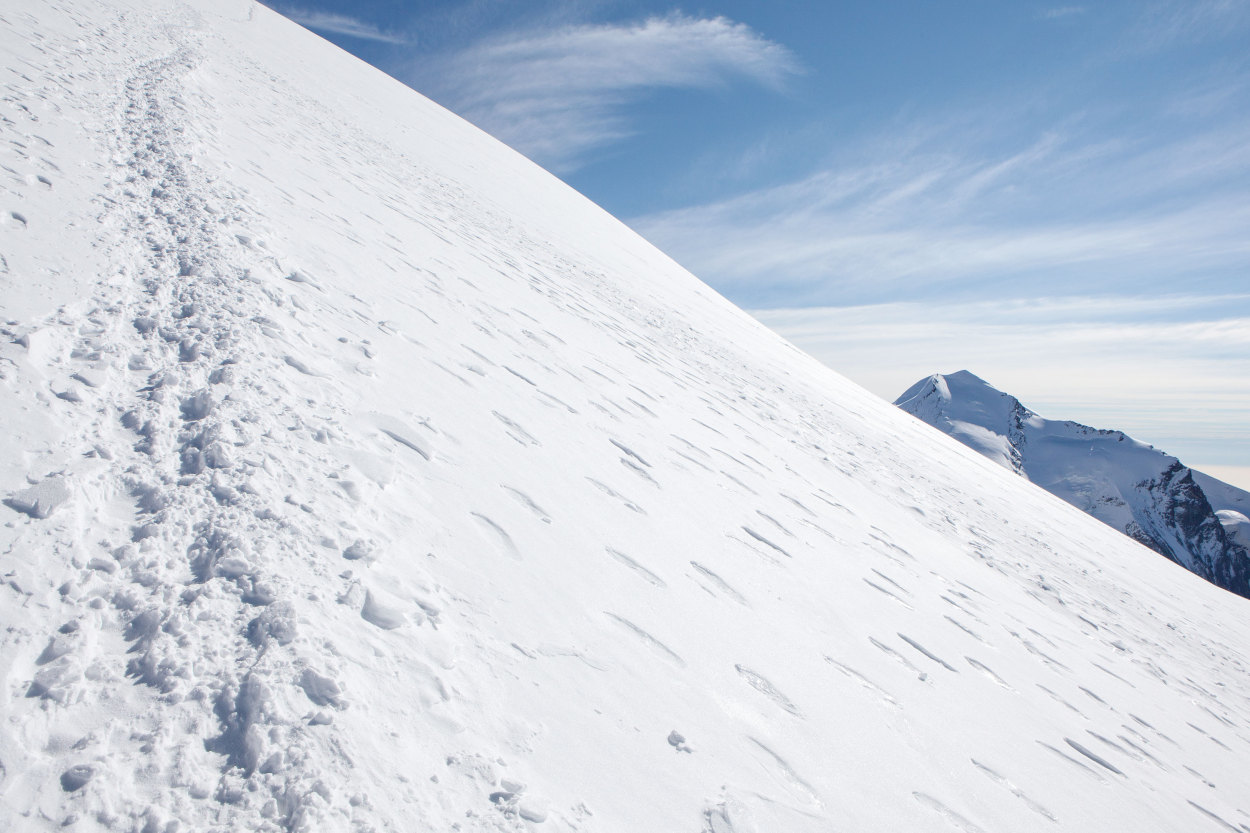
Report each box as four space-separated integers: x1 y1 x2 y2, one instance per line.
895 371 1031 475
897 372 1250 598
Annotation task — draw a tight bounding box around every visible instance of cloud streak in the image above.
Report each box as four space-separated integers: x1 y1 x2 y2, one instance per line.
628 111 1250 307
1129 0 1250 51
1040 7 1087 20
416 15 798 171
279 7 407 44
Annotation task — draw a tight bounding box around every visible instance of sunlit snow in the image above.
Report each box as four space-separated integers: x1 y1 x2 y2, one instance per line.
2 2 1249 832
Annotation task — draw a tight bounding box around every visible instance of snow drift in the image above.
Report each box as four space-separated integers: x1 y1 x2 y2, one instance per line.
2 2 1249 832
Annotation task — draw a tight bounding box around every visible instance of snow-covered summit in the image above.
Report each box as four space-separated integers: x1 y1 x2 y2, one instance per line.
896 371 1250 598
3 2 1250 832
895 370 1034 473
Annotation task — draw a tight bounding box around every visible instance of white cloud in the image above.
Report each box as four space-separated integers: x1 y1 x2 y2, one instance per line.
1041 7 1087 20
627 117 1250 306
279 7 407 44
749 295 1250 471
417 15 798 171
1127 0 1250 51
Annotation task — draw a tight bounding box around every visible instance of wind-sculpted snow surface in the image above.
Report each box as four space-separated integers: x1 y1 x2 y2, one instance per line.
2 2 1249 832
896 371 1250 599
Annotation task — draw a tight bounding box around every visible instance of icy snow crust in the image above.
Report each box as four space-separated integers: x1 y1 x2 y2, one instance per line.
2 2 1249 831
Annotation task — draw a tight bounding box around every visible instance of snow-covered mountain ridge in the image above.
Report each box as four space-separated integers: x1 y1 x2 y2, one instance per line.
895 371 1250 598
2 2 1249 832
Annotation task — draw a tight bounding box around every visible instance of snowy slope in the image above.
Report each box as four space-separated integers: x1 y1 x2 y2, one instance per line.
3 3 1250 833
896 371 1250 598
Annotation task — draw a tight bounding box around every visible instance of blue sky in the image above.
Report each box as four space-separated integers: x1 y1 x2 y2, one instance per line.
265 0 1250 488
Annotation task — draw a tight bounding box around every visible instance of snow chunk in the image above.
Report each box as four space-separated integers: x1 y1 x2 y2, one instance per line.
518 799 548 823
299 669 345 708
247 601 299 646
361 590 406 629
180 389 214 421
6 477 71 518
342 539 375 561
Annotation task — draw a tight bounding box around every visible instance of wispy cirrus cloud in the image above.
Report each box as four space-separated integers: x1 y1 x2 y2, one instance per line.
415 15 798 171
277 7 407 44
628 108 1250 307
1040 7 1087 20
1128 0 1250 51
